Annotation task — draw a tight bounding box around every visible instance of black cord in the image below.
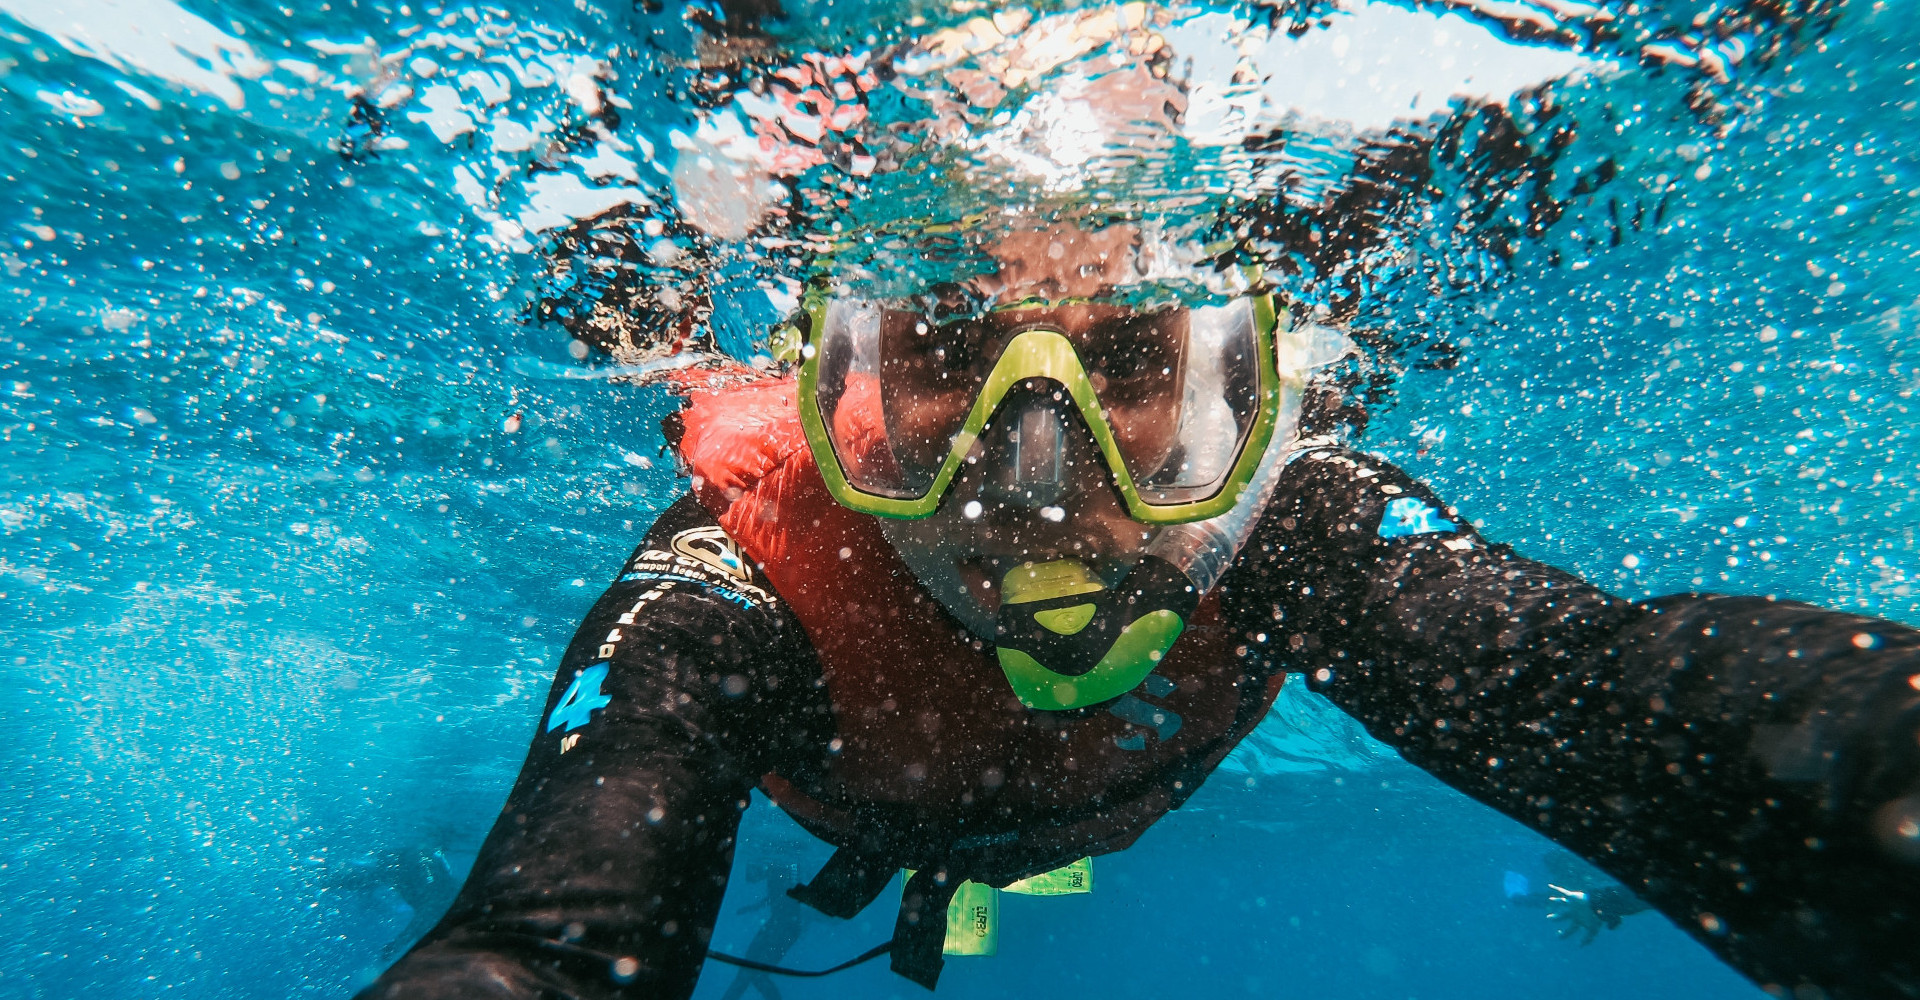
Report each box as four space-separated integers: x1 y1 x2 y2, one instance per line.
457 929 892 981
703 940 893 977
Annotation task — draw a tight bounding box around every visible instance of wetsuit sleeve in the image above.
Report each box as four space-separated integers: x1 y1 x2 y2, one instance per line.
1221 445 1920 1000
359 493 831 1000
1589 886 1652 926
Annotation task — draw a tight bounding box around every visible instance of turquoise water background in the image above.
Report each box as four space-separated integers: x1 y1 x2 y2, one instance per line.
2 0 1916 997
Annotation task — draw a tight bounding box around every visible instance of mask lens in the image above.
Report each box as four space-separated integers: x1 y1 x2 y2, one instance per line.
808 295 1268 511
813 298 987 498
1124 300 1263 504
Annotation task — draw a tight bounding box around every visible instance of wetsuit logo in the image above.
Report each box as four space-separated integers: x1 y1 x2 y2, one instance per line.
1378 497 1458 539
670 525 755 584
547 663 612 734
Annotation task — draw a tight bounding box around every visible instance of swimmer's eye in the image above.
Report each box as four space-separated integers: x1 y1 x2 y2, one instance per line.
1083 313 1181 384
922 324 986 373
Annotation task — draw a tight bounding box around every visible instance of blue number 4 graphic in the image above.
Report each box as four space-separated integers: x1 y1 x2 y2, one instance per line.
547 663 612 733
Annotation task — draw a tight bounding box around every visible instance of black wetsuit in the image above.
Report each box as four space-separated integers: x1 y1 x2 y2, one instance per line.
361 446 1920 1000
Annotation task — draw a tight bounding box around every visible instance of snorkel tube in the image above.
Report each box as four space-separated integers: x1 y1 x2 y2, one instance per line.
994 321 1353 711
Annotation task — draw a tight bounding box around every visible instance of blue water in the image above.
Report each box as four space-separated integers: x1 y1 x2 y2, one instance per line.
2 0 1916 997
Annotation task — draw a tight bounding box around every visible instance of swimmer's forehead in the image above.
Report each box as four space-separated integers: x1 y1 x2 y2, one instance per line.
823 219 1244 310
882 302 1187 339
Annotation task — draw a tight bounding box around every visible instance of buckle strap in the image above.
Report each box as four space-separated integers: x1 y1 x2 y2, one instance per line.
785 847 971 990
787 846 896 920
891 867 960 990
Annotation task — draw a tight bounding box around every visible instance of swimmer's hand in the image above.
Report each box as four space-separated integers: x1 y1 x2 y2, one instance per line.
1545 884 1605 945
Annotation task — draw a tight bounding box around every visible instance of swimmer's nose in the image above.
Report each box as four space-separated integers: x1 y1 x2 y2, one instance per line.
979 386 1069 509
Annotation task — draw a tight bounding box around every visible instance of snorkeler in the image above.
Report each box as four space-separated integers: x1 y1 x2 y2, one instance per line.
715 860 809 1000
357 216 1920 1000
1505 853 1653 946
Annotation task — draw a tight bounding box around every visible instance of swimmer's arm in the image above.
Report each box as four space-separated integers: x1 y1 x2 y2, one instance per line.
1230 446 1920 997
1587 885 1651 925
358 494 830 1000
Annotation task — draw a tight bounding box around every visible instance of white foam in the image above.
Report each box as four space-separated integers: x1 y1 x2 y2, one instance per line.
408 83 475 143
1247 1 1599 133
0 0 270 109
516 172 650 234
1162 1 1600 142
575 141 640 184
459 69 511 107
489 116 539 154
38 88 104 117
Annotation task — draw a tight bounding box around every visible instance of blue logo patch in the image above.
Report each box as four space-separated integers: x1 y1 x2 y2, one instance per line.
547 663 612 733
1378 497 1457 539
618 571 763 608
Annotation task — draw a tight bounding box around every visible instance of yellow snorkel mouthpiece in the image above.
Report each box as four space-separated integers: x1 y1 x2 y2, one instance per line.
993 557 1196 711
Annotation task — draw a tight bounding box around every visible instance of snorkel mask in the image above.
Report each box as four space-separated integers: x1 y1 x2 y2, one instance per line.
796 285 1336 711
